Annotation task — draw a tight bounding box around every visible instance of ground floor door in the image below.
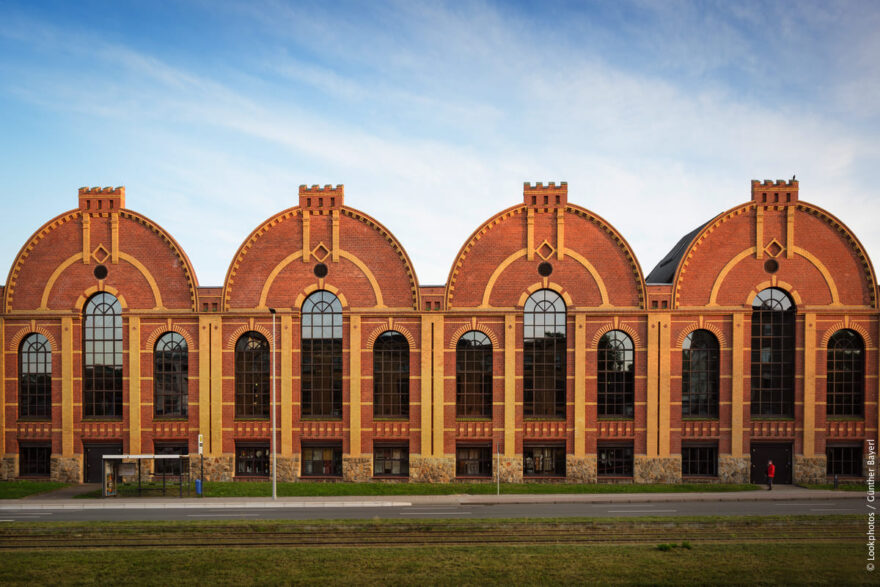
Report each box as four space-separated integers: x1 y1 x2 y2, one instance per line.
750 442 792 484
84 443 123 483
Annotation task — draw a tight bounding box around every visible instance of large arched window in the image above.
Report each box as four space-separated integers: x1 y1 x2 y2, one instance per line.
524 289 566 418
19 333 51 419
83 292 123 418
456 331 493 418
302 291 342 418
373 331 409 418
751 288 795 417
235 332 269 418
682 330 719 418
598 330 634 417
155 332 188 418
827 329 864 417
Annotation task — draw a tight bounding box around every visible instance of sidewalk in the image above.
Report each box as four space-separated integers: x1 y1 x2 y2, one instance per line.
0 485 863 510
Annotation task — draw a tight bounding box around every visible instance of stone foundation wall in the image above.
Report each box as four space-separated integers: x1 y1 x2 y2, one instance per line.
276 456 300 482
409 456 455 482
498 456 523 483
0 456 16 480
200 456 235 481
634 456 681 483
794 455 827 484
343 456 372 482
51 456 82 483
566 456 597 483
718 455 750 483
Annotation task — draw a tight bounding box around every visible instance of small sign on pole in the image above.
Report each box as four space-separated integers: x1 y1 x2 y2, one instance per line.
198 434 204 455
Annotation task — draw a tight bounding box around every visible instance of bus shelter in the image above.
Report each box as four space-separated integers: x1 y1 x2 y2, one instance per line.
102 454 192 498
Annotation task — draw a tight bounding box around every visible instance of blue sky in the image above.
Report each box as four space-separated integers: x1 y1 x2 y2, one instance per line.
0 0 878 287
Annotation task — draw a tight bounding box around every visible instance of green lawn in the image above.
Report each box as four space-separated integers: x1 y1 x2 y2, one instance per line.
76 480 760 498
0 481 67 499
0 543 868 585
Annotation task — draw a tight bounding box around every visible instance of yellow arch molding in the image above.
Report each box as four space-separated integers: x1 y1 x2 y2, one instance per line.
792 246 840 305
707 247 757 306
563 248 611 307
258 249 384 309
480 249 526 308
41 252 162 310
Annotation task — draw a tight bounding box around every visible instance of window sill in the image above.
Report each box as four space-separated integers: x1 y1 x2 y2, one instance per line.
523 475 567 480
750 416 795 421
234 417 270 421
373 417 410 422
372 475 409 480
682 475 719 480
523 417 566 422
681 417 720 421
456 417 492 422
81 417 123 422
15 417 52 422
455 475 493 480
301 417 343 422
826 416 864 421
154 417 188 422
299 476 343 481
234 476 269 481
596 417 635 421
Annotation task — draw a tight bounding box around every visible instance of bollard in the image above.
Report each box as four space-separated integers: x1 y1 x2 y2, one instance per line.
195 478 202 496
833 474 839 489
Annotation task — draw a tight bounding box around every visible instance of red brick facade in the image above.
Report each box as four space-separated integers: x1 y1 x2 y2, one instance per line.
1 180 876 483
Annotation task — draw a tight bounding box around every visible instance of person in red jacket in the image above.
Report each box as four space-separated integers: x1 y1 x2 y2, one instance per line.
766 460 776 490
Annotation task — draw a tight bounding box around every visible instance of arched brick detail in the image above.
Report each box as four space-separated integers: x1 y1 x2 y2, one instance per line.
746 281 802 307
225 325 273 350
516 282 574 309
675 323 727 349
820 323 873 350
8 327 58 352
145 325 196 351
293 284 349 311
74 286 128 312
365 326 416 350
591 323 642 349
447 323 501 350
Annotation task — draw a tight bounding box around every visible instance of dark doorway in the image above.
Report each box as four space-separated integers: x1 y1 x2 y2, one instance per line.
84 443 123 483
750 442 792 484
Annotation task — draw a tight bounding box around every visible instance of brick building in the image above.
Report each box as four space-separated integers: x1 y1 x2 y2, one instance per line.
1 179 876 484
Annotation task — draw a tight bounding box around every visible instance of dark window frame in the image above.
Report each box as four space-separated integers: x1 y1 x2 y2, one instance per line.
301 443 343 477
523 444 566 477
598 331 635 418
826 329 864 417
456 331 493 419
19 442 51 477
373 443 409 478
83 292 123 419
682 443 718 477
455 444 493 477
154 332 188 419
373 331 410 419
18 333 52 419
751 288 795 417
597 443 634 477
682 330 720 418
234 332 270 419
301 291 343 419
523 289 566 419
235 443 270 477
826 443 863 477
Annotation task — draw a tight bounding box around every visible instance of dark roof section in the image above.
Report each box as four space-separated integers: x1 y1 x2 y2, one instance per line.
645 221 711 284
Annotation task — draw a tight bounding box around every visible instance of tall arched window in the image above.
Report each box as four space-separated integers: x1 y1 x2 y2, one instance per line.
373 331 409 418
682 330 719 418
19 333 51 419
456 331 493 418
302 291 342 418
751 288 795 417
155 332 188 418
598 330 634 417
524 289 566 418
235 332 269 418
827 329 864 417
83 292 123 418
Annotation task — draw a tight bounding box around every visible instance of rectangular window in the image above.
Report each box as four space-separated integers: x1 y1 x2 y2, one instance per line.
682 444 718 477
154 442 188 476
597 443 633 477
235 443 270 477
301 443 343 477
456 444 492 477
827 444 863 477
373 444 409 477
523 445 566 477
19 443 51 477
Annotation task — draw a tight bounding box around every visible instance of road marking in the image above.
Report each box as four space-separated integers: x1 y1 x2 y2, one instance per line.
809 508 856 512
607 509 677 513
776 503 815 506
187 514 260 517
400 512 471 515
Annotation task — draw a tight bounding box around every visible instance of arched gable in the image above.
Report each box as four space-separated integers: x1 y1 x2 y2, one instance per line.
672 181 877 309
223 186 419 311
4 188 199 312
445 183 645 310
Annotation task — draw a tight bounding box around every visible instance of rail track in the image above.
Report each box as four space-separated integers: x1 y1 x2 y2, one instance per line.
0 520 861 550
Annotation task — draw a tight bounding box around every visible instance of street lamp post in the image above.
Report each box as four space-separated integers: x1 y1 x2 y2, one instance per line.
269 308 277 500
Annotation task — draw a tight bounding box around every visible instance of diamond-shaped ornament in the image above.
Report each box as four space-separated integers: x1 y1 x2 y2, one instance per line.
763 239 784 258
91 244 110 264
536 240 556 261
311 242 331 263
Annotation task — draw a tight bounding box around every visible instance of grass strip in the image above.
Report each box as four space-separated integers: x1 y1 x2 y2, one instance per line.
0 481 68 499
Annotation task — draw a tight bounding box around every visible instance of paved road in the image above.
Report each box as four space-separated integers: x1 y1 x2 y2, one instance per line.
0 496 865 522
